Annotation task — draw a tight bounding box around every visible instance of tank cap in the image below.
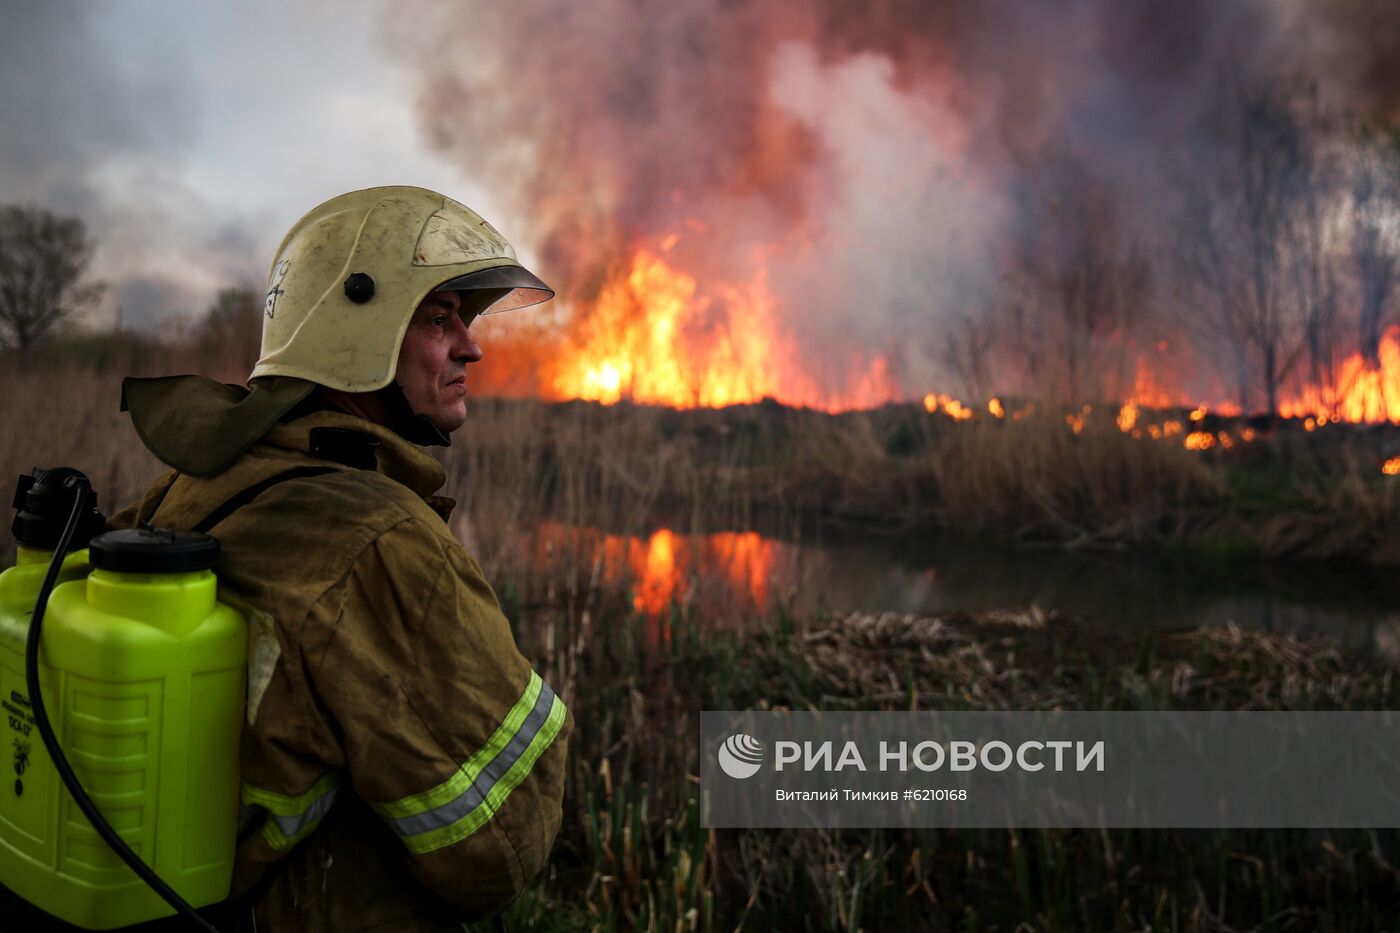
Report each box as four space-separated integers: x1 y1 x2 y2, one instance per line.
88 528 221 574
12 467 107 551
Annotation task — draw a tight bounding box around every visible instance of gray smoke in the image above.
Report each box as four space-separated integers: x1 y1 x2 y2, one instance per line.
388 0 1400 406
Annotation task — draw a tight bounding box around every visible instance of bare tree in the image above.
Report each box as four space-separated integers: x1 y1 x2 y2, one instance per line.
1168 80 1324 416
940 309 994 400
1003 153 1150 405
1235 87 1311 416
1169 150 1255 411
1348 126 1400 372
1286 88 1342 411
0 205 104 351
929 233 999 400
197 287 263 378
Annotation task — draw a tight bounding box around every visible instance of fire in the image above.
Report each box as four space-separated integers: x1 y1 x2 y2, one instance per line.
1126 359 1174 409
528 244 1400 431
924 392 974 420
1384 457 1400 476
546 248 897 412
1184 431 1215 451
1116 401 1138 432
1281 325 1400 423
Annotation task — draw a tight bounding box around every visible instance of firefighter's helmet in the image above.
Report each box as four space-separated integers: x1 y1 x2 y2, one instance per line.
250 185 552 393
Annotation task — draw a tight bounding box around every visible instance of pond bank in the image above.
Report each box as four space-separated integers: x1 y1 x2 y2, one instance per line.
450 397 1400 577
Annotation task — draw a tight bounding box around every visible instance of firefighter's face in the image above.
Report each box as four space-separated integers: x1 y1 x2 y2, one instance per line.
396 290 483 434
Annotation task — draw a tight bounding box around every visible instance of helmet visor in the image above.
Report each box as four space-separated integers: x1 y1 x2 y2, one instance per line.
436 264 554 316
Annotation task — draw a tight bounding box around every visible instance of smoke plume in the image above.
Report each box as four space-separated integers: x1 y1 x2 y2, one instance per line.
387 0 1400 410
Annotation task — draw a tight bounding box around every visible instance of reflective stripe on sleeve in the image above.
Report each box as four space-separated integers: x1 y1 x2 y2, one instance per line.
242 771 342 852
372 670 568 854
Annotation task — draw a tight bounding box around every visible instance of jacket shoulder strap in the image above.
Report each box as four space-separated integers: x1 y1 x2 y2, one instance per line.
192 466 340 534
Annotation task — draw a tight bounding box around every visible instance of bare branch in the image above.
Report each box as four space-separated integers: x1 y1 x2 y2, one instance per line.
0 205 104 351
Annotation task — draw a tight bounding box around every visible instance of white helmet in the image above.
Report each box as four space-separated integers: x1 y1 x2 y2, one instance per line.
251 185 552 392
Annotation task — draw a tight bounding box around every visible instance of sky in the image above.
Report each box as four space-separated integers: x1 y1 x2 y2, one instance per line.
0 0 506 333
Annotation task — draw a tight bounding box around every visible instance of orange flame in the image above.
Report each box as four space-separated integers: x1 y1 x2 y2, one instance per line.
1116 401 1139 432
924 392 974 420
1126 357 1174 409
546 248 896 412
1281 325 1400 423
533 247 1400 424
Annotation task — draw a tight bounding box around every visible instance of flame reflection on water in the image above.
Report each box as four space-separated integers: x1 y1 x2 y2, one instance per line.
497 520 1395 659
530 521 781 621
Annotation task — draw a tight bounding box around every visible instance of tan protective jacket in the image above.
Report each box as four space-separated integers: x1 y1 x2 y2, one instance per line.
112 386 570 931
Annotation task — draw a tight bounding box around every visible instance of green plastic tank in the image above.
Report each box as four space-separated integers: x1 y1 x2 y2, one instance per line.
1 546 94 871
0 515 246 928
2 469 107 876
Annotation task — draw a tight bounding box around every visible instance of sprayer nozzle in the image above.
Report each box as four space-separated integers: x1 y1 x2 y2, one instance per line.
11 467 107 552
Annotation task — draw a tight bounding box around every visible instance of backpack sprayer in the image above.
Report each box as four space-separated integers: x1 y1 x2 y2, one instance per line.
0 468 245 931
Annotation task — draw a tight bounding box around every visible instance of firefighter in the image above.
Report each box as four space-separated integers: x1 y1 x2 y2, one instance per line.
110 186 571 931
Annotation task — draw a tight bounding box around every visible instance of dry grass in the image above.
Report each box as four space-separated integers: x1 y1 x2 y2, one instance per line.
495 596 1399 932
0 361 159 562
7 348 1400 573
442 399 681 586
448 395 1400 571
1245 440 1400 563
800 609 1392 712
926 410 1224 546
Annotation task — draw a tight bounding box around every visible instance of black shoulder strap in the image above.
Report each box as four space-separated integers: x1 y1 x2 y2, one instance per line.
192 466 340 534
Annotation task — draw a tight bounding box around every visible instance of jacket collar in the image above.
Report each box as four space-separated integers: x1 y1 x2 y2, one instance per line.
259 411 446 499
123 374 446 498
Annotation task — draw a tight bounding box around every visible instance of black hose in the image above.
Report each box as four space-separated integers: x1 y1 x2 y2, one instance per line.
25 476 219 933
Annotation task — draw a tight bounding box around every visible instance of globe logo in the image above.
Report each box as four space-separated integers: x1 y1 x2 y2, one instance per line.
717 733 765 779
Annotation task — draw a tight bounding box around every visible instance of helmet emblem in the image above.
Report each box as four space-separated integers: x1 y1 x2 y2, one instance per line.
264 260 291 320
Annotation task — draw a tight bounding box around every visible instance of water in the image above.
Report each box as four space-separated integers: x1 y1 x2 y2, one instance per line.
513 518 1400 661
